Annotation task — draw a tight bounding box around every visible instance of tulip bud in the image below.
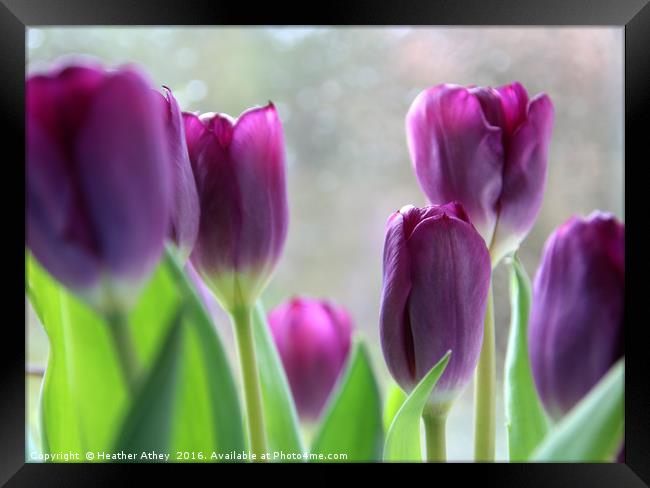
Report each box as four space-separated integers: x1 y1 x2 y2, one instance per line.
157 87 199 262
529 212 624 421
379 203 491 410
406 83 554 265
269 297 352 420
26 63 172 313
185 103 288 312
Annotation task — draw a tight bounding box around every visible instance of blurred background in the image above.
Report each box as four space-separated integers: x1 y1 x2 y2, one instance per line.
27 27 623 460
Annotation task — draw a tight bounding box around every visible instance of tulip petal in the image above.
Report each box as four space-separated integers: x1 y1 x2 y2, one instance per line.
183 111 214 158
496 82 530 138
322 301 353 360
471 82 529 146
185 112 241 284
158 88 199 260
27 117 101 289
379 211 416 389
406 212 491 401
269 298 351 420
490 94 554 263
469 86 505 130
26 67 108 290
529 213 624 420
185 103 288 310
75 69 171 282
406 85 504 243
230 103 288 272
27 66 105 154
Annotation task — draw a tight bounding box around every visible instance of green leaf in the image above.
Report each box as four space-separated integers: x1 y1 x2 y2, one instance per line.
252 302 304 455
311 341 383 462
163 250 246 458
112 306 185 458
27 254 128 455
504 255 550 460
383 351 450 462
531 359 624 461
27 249 245 459
383 380 407 434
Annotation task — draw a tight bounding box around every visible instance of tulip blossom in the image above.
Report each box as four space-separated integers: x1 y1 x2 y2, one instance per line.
379 202 491 409
406 82 554 265
157 87 199 261
27 63 172 312
529 212 624 421
184 102 288 457
184 103 288 312
269 297 352 420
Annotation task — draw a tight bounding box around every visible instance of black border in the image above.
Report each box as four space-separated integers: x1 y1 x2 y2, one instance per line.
3 0 648 485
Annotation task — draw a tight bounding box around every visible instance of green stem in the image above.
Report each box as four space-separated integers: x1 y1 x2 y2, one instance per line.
231 306 268 460
107 312 140 395
422 406 447 462
474 282 496 461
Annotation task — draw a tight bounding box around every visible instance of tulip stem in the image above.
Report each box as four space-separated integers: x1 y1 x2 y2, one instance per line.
231 306 268 461
107 312 140 395
422 406 447 462
474 283 496 461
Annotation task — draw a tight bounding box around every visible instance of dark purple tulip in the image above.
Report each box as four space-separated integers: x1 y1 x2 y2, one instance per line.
184 103 288 311
406 83 554 265
379 203 491 408
27 63 172 311
269 297 352 420
529 212 624 421
157 87 199 261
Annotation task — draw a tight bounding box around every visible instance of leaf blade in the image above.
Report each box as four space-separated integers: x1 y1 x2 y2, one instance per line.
504 255 550 460
383 381 407 434
383 351 451 462
252 301 304 455
310 341 383 462
163 250 246 457
27 254 127 455
112 306 185 457
531 359 624 461
28 249 246 460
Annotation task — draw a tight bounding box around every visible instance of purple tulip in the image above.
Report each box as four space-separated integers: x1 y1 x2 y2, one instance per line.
529 212 624 421
379 202 491 408
406 83 554 265
157 87 199 261
27 63 172 312
184 103 288 312
269 297 352 420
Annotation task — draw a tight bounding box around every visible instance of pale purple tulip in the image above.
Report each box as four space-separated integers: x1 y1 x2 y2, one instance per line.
269 297 352 420
379 202 491 408
157 87 199 261
529 212 624 421
406 83 554 265
184 103 288 312
27 63 172 311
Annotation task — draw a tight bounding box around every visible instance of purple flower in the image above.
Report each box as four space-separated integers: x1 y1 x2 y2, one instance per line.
406 83 554 265
184 103 288 311
157 87 199 261
379 202 491 408
529 212 624 421
269 297 352 420
27 63 172 312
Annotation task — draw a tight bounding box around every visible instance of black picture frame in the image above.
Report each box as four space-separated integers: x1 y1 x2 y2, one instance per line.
2 0 648 485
